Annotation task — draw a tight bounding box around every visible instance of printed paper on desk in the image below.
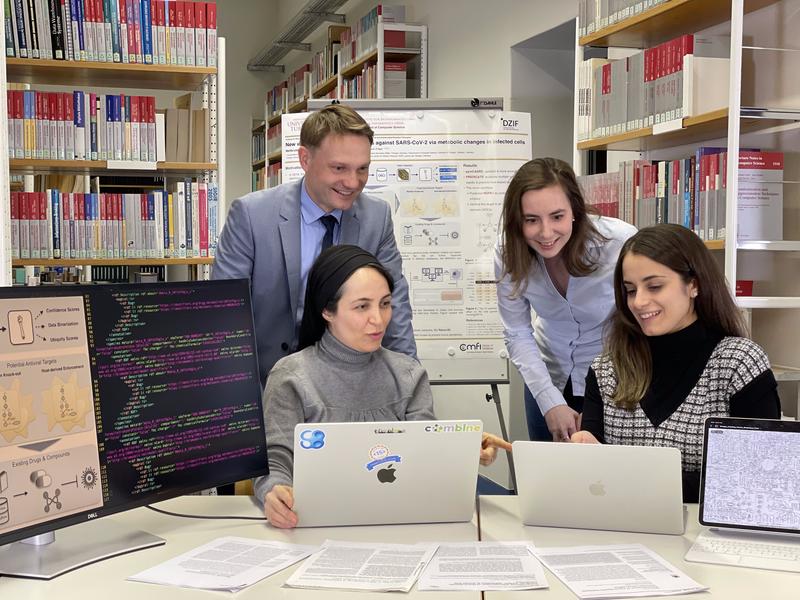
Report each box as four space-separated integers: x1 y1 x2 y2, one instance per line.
417 541 549 591
127 536 318 592
283 540 438 592
534 544 707 599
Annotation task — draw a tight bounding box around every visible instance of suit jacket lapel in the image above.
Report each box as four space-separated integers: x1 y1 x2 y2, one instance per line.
279 180 303 319
340 198 360 244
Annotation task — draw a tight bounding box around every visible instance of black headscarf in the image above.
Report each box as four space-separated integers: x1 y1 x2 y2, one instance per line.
298 245 395 350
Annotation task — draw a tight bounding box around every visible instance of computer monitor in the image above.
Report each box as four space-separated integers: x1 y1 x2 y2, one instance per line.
0 279 268 578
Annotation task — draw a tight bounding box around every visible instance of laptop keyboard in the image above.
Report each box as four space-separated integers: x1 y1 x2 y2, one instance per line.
687 531 800 573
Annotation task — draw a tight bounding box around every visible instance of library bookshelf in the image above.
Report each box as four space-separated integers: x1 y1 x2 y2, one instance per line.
2 40 226 283
575 0 800 412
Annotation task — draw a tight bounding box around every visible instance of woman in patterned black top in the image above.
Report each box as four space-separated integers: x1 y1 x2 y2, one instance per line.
571 225 781 501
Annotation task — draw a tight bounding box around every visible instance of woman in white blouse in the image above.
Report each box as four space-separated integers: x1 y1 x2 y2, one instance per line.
495 158 636 441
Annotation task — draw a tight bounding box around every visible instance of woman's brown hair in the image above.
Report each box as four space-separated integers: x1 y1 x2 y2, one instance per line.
606 224 747 409
499 157 605 295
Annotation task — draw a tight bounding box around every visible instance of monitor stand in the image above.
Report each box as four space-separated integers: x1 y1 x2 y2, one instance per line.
0 519 165 579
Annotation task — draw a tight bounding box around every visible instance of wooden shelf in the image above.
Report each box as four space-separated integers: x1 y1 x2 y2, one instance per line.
6 58 216 90
578 108 729 151
13 258 214 267
341 50 379 78
252 121 266 133
704 239 725 250
252 158 266 169
312 75 338 98
267 150 282 163
580 0 780 48
267 113 282 127
288 97 308 113
9 159 216 174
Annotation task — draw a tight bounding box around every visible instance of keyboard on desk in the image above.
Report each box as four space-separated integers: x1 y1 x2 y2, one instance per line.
686 530 800 573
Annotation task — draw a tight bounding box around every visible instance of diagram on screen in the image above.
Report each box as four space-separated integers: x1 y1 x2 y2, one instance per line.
7 310 34 346
396 189 461 219
1 381 35 442
400 222 460 247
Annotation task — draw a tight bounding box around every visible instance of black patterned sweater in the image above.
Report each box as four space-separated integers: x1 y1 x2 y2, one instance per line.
582 320 781 502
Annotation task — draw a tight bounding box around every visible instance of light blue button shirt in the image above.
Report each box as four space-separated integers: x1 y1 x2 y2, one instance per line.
296 180 342 326
495 216 637 414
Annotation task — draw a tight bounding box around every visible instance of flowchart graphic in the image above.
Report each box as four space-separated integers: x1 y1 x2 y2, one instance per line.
0 296 103 534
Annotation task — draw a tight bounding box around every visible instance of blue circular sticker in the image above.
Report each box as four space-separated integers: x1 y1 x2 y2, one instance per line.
299 429 325 449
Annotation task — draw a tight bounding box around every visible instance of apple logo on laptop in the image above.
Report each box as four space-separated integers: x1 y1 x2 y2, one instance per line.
377 465 397 483
589 480 606 496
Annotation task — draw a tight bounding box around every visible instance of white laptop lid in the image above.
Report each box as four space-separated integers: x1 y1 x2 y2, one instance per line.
292 420 482 527
698 417 800 536
513 441 684 535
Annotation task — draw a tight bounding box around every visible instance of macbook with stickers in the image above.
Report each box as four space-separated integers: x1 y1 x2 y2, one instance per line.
291 420 483 527
513 441 685 534
685 417 800 573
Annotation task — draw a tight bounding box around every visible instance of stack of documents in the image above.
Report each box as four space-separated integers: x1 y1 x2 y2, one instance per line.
128 536 317 593
534 544 708 599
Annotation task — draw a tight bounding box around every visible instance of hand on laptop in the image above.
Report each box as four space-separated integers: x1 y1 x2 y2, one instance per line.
480 433 513 465
544 405 581 442
570 430 599 444
265 485 298 528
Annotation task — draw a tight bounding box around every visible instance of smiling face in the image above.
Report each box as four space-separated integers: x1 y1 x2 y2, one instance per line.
298 133 371 213
622 252 698 336
520 184 574 260
323 266 392 353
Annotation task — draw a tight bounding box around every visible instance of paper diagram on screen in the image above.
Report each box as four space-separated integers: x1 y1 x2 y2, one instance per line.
0 296 103 535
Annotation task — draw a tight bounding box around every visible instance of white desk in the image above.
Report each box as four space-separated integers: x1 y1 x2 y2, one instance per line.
479 496 797 599
0 496 480 599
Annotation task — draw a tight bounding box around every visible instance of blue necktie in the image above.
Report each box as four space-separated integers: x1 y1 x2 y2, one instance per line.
320 215 337 251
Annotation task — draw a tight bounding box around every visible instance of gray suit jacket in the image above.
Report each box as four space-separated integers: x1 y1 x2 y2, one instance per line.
212 178 416 384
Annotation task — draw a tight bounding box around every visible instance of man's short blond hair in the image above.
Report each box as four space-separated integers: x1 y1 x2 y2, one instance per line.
299 104 374 149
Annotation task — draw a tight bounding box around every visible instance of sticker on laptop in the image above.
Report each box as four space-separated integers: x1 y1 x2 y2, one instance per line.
366 444 401 473
299 429 325 450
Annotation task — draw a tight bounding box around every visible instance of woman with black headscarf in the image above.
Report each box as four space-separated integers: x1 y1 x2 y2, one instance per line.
256 245 511 528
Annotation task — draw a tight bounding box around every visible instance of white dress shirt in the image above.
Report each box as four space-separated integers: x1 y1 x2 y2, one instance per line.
495 216 637 415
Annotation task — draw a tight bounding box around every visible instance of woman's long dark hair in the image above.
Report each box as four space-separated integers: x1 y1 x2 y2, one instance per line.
606 224 746 409
499 157 606 296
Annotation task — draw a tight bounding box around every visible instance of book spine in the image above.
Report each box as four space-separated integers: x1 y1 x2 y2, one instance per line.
24 0 39 58
5 0 17 56
140 0 151 63
131 0 140 62
13 0 28 57
47 0 65 58
118 0 128 62
183 0 192 66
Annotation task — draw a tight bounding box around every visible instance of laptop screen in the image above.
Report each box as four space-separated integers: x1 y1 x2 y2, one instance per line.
699 417 800 534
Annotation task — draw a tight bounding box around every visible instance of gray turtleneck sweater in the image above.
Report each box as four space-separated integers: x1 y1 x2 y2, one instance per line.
254 330 435 502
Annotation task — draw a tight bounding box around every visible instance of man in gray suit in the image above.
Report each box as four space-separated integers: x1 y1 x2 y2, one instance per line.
213 104 415 384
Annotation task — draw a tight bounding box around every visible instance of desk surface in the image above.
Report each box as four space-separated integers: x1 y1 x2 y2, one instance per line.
479 496 798 599
0 496 480 599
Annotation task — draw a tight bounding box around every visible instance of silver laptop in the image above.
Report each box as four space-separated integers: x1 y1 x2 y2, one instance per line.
292 420 483 527
685 417 800 572
513 441 685 535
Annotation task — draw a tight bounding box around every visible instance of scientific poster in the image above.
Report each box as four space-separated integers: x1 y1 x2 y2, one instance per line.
283 108 531 371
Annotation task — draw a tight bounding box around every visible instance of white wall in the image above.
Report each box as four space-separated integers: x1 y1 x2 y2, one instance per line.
218 1 281 203
272 0 577 103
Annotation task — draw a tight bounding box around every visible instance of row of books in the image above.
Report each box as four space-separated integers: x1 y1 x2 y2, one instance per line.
7 89 159 161
251 128 265 164
309 25 347 92
578 149 784 242
577 0 669 37
265 66 312 121
339 4 407 71
8 181 219 260
339 62 409 100
576 34 729 140
4 0 217 66
266 122 281 156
